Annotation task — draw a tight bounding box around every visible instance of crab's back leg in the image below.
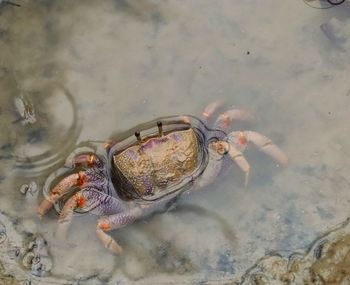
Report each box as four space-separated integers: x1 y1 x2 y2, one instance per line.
65 153 103 169
202 101 223 123
57 188 129 253
37 172 84 216
96 207 143 254
37 166 108 216
214 109 254 132
229 131 288 165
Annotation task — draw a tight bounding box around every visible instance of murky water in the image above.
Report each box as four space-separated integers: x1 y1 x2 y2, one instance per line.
1 0 350 284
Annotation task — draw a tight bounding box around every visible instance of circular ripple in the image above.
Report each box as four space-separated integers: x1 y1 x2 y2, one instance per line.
303 0 344 8
14 85 82 177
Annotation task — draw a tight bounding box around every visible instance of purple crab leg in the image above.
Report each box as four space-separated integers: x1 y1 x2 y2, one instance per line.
96 207 143 254
57 188 126 231
56 188 133 254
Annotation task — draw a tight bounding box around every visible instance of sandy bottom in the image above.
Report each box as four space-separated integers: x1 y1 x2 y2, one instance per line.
0 0 350 284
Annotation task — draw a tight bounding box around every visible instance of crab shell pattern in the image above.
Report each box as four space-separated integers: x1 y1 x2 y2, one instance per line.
37 102 288 254
111 116 218 202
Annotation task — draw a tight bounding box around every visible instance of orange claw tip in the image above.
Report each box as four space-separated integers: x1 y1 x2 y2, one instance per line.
37 199 54 216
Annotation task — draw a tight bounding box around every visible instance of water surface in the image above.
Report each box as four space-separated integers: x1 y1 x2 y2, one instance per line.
0 0 350 284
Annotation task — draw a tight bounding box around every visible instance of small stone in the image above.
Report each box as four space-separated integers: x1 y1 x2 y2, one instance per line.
19 181 38 195
19 184 30 195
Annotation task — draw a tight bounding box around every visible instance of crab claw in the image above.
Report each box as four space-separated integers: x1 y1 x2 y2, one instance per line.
213 141 250 187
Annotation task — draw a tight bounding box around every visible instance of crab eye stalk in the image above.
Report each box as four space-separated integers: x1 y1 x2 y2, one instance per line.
135 131 142 143
157 121 163 137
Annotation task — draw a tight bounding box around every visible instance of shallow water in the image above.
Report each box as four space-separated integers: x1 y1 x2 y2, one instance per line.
1 0 350 284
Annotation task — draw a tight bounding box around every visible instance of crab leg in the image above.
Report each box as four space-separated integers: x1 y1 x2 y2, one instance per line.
229 131 288 165
56 190 87 239
214 109 254 132
96 207 142 254
57 188 131 254
57 188 120 235
227 143 250 187
213 141 250 187
65 153 102 168
202 100 223 123
37 171 87 216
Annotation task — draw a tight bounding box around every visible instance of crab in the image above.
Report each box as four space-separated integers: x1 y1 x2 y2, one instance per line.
37 102 288 255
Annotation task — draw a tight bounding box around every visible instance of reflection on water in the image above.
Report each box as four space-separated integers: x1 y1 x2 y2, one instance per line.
1 0 350 284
